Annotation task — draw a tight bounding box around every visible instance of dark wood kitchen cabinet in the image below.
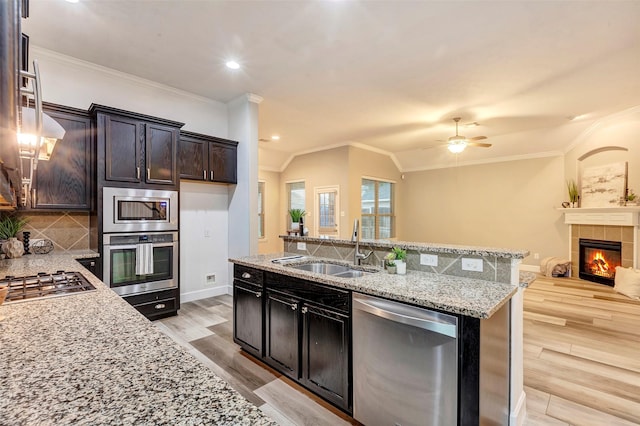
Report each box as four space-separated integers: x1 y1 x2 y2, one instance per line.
265 290 299 377
29 103 92 210
300 302 350 410
179 131 237 184
90 104 184 190
263 271 351 412
233 265 264 359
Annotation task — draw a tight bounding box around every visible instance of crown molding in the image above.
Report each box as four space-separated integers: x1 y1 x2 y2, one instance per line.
564 105 640 154
401 150 564 173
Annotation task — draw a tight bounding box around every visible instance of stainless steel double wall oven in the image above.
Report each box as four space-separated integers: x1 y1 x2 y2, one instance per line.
102 187 178 297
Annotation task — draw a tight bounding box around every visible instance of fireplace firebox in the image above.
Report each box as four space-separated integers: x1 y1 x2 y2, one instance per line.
579 238 622 286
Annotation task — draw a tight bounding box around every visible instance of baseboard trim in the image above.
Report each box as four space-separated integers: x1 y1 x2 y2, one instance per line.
510 390 527 426
181 285 232 303
519 264 540 273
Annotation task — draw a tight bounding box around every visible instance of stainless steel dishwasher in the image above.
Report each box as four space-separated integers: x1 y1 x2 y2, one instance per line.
353 293 458 426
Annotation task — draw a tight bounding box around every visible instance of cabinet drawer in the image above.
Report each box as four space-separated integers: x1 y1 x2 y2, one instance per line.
266 272 349 314
130 296 177 318
234 265 264 286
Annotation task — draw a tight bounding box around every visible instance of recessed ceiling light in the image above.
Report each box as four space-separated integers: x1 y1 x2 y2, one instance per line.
271 135 280 140
65 0 79 3
225 61 240 70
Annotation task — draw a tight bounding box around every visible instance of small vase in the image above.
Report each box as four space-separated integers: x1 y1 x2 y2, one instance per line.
396 260 407 275
2 237 24 259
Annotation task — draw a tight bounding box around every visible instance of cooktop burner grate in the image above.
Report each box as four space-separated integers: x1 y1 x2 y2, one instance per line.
2 271 96 303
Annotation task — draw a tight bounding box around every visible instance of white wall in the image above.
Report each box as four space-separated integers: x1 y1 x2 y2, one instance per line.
180 182 231 301
32 46 228 136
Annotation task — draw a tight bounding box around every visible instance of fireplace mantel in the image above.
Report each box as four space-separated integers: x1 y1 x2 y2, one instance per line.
559 207 640 270
558 207 640 226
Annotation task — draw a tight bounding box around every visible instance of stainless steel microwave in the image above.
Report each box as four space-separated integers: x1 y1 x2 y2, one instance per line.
102 187 178 233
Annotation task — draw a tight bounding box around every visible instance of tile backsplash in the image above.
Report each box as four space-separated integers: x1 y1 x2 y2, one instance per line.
20 212 90 253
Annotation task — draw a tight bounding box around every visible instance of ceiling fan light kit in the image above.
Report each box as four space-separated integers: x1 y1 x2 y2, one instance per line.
445 117 491 153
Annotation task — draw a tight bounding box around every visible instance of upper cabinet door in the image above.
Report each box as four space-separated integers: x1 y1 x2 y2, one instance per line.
178 131 237 184
146 123 178 185
104 115 142 183
209 142 237 184
32 104 92 210
178 134 207 181
91 104 184 190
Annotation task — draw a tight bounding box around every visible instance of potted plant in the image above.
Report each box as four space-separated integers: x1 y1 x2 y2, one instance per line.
384 252 396 274
566 179 579 208
0 214 29 258
390 247 407 275
288 209 306 231
626 189 638 206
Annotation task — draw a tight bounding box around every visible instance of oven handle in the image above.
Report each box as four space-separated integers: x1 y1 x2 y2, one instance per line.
103 242 176 250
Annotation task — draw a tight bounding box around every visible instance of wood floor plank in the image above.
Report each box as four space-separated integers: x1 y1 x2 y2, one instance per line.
254 379 354 426
546 395 640 426
524 276 640 424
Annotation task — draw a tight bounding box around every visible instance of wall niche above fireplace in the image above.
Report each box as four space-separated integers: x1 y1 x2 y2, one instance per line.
579 238 622 286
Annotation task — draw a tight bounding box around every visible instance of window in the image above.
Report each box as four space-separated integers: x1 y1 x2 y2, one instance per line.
361 178 394 239
287 181 305 211
258 181 265 239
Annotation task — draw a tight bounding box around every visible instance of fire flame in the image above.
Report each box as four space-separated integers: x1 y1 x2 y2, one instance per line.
588 250 616 278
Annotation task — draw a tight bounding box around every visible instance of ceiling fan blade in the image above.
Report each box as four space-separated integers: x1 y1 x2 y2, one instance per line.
469 136 487 141
467 142 492 148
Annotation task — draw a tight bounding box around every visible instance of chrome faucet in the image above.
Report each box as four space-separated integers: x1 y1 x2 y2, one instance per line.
352 219 373 265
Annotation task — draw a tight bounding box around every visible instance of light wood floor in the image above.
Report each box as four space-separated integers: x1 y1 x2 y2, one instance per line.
523 275 640 425
154 276 640 425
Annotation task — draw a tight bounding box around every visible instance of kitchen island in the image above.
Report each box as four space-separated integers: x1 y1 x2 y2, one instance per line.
231 244 530 426
0 253 274 425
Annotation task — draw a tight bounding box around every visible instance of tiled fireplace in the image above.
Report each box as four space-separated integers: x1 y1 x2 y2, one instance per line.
562 207 639 283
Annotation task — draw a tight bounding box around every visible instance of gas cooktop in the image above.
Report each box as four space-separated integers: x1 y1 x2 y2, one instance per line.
1 271 96 304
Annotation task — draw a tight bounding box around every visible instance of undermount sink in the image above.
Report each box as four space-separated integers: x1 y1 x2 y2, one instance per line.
288 262 373 278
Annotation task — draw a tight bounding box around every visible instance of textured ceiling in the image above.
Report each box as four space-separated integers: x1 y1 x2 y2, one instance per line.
22 1 640 171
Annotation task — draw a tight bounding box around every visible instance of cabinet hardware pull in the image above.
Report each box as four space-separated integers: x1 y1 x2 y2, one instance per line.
147 168 151 180
291 303 298 311
210 170 214 181
136 167 140 180
31 188 36 207
242 272 251 279
154 303 166 310
301 307 308 314
203 170 206 180
89 261 95 267
255 292 261 298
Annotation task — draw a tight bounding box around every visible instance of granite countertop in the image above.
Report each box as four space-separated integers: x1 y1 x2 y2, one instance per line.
0 254 274 426
281 235 530 259
231 253 519 319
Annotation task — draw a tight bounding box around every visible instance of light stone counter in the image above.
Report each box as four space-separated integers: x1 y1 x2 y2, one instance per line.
231 253 518 319
0 253 274 425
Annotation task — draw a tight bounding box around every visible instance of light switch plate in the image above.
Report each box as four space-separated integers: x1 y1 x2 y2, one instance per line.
297 242 307 250
420 253 438 266
461 258 483 272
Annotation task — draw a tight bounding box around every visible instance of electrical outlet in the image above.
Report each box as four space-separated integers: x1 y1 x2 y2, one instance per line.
204 228 211 238
206 274 216 285
534 253 540 260
461 258 483 272
297 242 306 250
420 253 438 266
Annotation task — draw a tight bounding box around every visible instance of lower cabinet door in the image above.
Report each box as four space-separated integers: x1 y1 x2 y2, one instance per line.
233 281 263 357
265 291 299 378
301 303 350 411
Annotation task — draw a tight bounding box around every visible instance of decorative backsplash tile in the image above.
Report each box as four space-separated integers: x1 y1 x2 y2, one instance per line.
21 212 89 253
284 238 514 284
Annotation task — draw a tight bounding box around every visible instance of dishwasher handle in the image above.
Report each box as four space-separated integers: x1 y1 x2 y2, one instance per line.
353 294 458 338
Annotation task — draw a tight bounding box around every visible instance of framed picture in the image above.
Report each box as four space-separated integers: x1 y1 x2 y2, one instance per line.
580 162 627 207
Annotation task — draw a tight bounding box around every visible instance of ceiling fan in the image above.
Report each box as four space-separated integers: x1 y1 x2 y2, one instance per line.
445 117 491 153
